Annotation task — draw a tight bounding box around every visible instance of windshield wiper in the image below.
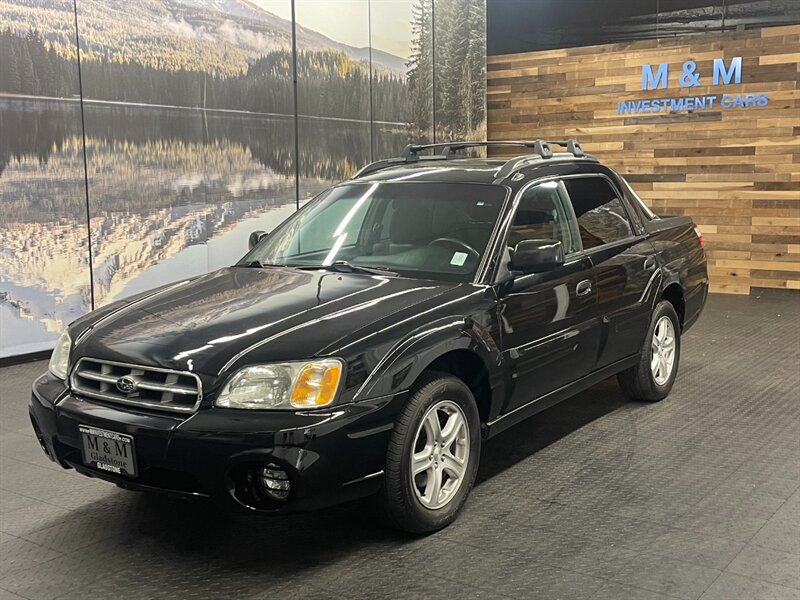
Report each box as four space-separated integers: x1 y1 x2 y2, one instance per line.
238 261 288 268
295 261 398 276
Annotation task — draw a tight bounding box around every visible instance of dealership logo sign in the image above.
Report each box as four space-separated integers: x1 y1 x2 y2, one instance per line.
616 57 769 114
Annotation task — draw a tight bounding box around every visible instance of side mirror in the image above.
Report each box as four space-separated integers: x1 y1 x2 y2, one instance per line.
510 239 564 273
248 230 268 250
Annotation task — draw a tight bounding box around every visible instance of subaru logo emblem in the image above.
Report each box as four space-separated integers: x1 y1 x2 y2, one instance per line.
116 376 138 394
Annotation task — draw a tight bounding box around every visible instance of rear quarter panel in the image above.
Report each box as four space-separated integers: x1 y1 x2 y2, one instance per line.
646 216 708 329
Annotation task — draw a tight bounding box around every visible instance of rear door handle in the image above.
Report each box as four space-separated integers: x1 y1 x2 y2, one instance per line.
644 257 657 270
576 280 592 297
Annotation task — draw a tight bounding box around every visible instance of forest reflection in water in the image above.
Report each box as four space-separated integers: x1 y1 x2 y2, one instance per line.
0 98 409 356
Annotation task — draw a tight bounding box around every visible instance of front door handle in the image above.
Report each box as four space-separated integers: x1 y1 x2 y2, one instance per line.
576 279 593 297
644 257 657 270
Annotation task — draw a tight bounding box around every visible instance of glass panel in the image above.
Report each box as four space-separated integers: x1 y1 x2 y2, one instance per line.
433 0 487 148
508 182 579 254
294 191 370 256
245 182 506 282
294 0 372 202
369 0 432 156
0 7 92 357
564 178 633 249
75 0 297 307
0 0 493 358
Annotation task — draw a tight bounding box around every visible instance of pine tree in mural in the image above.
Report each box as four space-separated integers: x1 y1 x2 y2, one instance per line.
18 39 36 94
408 0 486 141
0 29 78 97
435 0 486 139
464 0 487 136
434 0 463 137
407 0 435 139
1 41 22 92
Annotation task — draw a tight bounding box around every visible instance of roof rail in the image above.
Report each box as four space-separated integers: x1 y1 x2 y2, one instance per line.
352 139 587 179
352 157 422 179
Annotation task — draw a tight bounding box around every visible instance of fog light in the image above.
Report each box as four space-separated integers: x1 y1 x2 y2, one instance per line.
258 463 290 501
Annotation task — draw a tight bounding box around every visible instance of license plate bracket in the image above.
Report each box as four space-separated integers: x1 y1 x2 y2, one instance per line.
79 425 138 478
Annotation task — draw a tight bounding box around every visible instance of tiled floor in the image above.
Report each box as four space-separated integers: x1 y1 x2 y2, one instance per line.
1 293 799 599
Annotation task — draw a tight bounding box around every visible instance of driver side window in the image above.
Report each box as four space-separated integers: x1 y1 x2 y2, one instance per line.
508 181 580 255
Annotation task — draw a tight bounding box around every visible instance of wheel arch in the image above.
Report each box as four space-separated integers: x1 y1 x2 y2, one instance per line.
354 317 504 424
423 350 493 424
660 282 686 328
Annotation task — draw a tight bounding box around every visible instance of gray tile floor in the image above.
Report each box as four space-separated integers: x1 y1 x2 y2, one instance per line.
1 293 799 600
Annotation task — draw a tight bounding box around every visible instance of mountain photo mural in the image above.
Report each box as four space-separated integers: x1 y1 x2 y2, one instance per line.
0 1 92 358
0 0 487 359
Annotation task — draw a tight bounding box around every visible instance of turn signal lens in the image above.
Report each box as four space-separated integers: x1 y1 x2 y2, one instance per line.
215 359 344 410
693 225 704 248
289 360 342 408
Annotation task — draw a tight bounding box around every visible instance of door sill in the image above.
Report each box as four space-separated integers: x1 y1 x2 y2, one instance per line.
485 354 638 438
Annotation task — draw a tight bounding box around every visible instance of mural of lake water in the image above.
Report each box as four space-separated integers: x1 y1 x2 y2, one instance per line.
1 99 92 357
0 99 408 357
0 0 486 359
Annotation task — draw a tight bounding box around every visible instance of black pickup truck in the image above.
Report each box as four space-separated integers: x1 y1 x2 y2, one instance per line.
30 140 707 533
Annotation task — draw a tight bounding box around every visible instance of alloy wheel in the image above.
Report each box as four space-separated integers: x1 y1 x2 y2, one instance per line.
410 400 470 510
651 315 676 385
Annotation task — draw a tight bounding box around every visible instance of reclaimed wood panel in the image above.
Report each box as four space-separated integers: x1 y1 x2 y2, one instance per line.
488 25 800 295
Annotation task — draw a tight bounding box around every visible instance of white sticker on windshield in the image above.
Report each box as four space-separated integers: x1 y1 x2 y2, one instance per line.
451 252 468 266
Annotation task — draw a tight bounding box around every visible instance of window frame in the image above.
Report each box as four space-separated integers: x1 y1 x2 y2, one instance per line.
561 173 639 252
485 171 643 284
506 179 583 257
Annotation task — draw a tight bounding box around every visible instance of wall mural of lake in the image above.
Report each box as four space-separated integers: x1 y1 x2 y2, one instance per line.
0 0 487 359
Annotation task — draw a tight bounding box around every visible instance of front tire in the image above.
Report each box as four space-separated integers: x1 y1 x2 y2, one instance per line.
618 300 681 402
383 372 481 534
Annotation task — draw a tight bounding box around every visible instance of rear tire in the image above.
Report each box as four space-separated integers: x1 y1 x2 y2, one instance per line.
383 372 480 534
618 300 681 402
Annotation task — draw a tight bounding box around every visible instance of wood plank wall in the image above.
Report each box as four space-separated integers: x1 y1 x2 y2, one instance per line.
487 24 800 295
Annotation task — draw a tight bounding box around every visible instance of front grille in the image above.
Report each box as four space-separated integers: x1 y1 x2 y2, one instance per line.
70 358 202 414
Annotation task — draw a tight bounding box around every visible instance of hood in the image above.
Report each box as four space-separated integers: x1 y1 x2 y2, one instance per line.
72 266 454 376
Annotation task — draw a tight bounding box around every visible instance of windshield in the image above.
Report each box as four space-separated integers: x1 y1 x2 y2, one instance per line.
241 182 507 282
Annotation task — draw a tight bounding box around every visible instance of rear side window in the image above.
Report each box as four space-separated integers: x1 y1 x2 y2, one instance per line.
564 177 633 249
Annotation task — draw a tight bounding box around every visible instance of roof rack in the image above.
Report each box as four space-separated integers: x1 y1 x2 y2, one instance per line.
352 139 587 179
404 140 556 159
491 141 587 181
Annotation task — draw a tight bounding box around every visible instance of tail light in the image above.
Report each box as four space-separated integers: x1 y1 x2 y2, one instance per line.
693 225 704 248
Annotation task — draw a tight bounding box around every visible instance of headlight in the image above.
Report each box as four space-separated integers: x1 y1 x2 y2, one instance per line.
215 359 344 410
49 328 72 380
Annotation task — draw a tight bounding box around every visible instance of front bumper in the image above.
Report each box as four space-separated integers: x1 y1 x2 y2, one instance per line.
29 372 404 512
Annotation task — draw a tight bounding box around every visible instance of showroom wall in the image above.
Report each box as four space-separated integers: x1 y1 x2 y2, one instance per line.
0 0 487 359
487 0 799 295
